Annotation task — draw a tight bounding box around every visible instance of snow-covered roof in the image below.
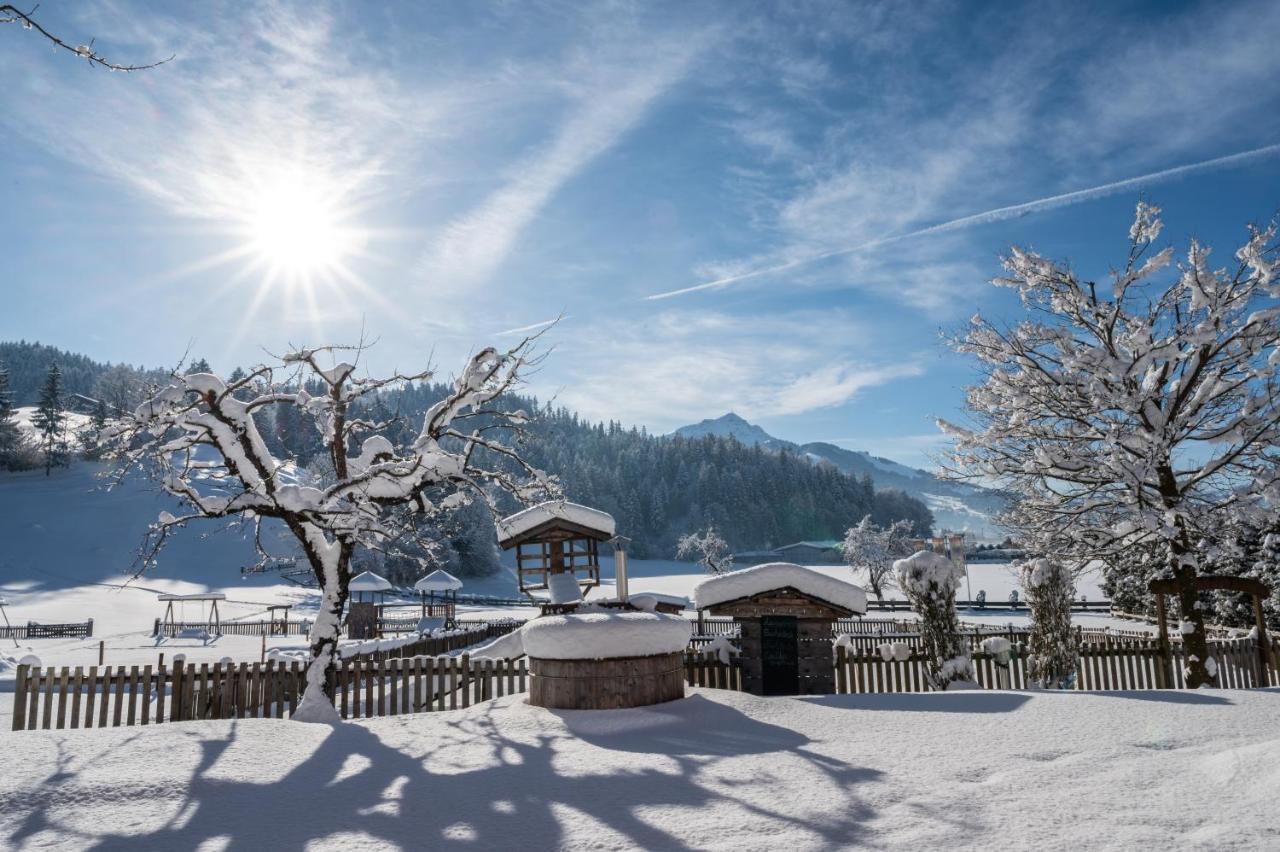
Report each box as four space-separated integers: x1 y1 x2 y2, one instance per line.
496 500 616 545
629 592 691 611
521 610 692 660
775 540 841 552
156 593 226 602
413 569 463 593
694 562 867 614
349 570 393 592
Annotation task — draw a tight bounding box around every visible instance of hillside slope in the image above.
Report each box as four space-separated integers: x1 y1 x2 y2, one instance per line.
675 413 1008 537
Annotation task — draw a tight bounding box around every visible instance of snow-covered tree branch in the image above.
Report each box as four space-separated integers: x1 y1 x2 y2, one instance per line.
842 514 914 601
676 526 734 575
106 340 553 722
939 201 1280 687
1 4 173 71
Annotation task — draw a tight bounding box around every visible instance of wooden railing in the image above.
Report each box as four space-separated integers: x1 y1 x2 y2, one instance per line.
0 619 93 640
683 651 742 690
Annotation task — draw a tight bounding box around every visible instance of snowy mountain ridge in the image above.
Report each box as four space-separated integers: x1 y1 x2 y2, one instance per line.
673 413 1007 537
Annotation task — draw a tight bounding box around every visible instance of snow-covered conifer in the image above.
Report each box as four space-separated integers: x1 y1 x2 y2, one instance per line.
1018 558 1078 689
894 550 977 690
107 340 553 722
32 363 68 475
941 202 1280 688
0 362 21 470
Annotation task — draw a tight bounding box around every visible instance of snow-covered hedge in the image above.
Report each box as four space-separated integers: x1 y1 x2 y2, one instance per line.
694 562 867 614
1018 558 1078 689
521 610 692 660
894 551 976 690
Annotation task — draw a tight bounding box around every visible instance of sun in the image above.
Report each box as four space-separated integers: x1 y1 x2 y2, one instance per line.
243 172 360 276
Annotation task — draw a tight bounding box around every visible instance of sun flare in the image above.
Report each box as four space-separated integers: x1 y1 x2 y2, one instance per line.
243 173 360 276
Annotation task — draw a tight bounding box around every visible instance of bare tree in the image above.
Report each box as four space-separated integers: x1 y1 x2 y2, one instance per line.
940 201 1280 688
1 4 172 71
107 340 552 722
676 526 734 575
842 514 914 601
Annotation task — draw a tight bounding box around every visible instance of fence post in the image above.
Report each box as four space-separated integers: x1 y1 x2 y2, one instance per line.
12 665 28 731
86 618 94 638
152 617 160 637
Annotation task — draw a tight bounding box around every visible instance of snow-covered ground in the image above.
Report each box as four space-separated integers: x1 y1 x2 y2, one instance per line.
1 687 1276 850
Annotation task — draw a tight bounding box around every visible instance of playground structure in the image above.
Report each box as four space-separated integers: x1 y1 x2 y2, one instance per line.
413 569 462 631
1149 574 1272 687
155 593 225 644
348 571 392 639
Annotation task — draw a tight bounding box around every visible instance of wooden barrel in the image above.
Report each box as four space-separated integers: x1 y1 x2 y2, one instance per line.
529 652 685 709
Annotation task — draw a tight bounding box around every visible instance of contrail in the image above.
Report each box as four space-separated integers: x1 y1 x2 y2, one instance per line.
494 316 566 337
644 142 1280 301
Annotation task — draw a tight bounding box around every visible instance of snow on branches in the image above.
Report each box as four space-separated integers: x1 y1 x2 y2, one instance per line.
107 339 554 722
676 526 734 575
894 550 976 690
1 4 173 71
1018 558 1078 689
842 514 914 601
940 201 1280 687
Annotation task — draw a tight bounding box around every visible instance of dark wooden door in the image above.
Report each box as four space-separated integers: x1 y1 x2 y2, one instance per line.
761 616 799 695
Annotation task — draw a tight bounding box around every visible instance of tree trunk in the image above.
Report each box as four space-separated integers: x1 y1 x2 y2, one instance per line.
291 533 353 724
1171 535 1215 688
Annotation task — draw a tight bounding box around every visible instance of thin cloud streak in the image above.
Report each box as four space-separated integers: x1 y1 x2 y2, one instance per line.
645 141 1280 301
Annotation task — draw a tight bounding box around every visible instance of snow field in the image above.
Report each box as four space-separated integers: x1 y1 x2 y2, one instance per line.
1 687 1277 850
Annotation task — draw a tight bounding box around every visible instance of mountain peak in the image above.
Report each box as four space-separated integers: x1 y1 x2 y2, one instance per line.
672 413 792 448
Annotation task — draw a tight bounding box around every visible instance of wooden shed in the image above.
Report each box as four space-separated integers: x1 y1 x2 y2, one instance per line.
694 563 867 696
496 501 616 602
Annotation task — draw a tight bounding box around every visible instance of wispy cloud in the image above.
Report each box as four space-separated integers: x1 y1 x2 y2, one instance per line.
645 142 1280 301
419 33 709 291
537 309 925 428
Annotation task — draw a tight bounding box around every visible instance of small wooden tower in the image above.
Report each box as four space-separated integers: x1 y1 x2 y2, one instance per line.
348 570 392 639
695 563 867 696
414 569 463 628
497 501 616 603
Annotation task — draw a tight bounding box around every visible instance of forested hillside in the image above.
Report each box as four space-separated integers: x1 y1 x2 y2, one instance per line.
0 343 934 558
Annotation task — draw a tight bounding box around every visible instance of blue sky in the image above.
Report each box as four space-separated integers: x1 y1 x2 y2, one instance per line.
2 0 1279 469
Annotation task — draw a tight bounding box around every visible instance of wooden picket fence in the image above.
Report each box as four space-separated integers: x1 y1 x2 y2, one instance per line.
0 619 94 640
13 648 744 731
11 652 531 731
683 651 743 690
152 618 312 638
834 636 1280 693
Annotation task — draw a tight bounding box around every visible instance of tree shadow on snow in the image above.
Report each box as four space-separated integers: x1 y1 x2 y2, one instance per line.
802 692 1032 713
1077 689 1235 705
9 696 886 852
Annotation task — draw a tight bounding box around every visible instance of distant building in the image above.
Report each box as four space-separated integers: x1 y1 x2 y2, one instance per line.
737 540 842 565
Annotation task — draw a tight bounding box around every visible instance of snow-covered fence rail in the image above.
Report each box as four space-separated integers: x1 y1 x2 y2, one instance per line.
340 622 520 664
0 619 93 640
834 637 1280 694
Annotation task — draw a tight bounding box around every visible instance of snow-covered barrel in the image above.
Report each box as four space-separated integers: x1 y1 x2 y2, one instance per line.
522 610 692 709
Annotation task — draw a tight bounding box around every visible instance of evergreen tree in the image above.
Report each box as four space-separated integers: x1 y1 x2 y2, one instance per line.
32 364 69 475
186 358 212 374
0 362 21 470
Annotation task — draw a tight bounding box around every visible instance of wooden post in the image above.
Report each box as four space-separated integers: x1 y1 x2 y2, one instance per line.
98 640 105 666
1154 593 1172 689
1252 594 1270 688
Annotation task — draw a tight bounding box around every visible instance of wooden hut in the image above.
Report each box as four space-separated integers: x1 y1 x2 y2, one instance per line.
497 501 616 604
694 563 867 696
